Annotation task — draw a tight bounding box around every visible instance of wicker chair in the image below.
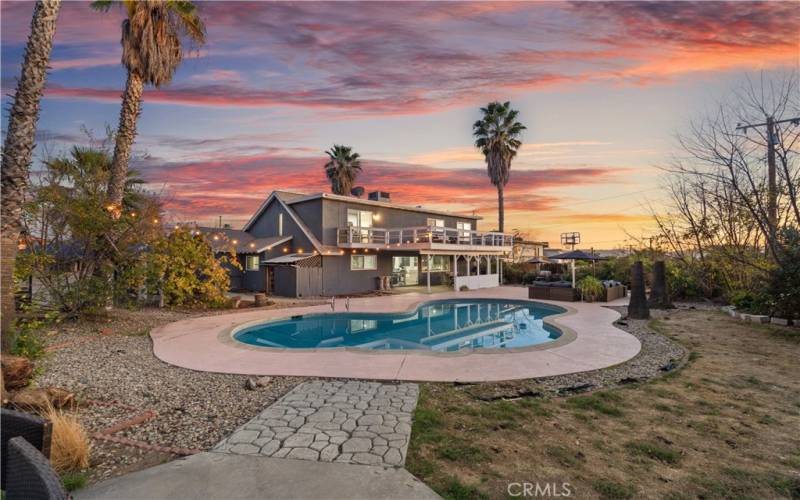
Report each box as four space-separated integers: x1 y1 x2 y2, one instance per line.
1 408 53 490
5 437 68 500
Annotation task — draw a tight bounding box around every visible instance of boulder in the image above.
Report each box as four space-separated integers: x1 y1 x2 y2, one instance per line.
1 355 34 390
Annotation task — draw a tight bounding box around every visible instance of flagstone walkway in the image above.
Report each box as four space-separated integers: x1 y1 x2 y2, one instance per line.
212 380 419 466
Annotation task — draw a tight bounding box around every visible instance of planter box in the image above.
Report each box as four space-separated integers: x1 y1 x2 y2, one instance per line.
528 286 578 302
747 314 769 324
602 285 626 302
770 317 791 326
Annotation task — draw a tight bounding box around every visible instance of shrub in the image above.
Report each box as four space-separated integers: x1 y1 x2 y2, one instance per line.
11 304 61 360
577 276 604 302
45 406 91 473
146 229 238 308
501 263 527 284
767 228 800 319
728 289 772 315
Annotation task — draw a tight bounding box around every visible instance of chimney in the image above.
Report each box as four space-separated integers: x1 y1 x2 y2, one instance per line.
368 191 390 202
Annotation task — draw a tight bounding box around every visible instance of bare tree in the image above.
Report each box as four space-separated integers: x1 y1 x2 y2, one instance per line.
652 72 799 296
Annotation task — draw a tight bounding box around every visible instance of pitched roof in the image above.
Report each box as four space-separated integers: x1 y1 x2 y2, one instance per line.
194 227 292 254
287 192 482 220
240 192 324 253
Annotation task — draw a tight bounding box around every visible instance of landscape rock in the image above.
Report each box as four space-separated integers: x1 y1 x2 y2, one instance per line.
2 355 33 390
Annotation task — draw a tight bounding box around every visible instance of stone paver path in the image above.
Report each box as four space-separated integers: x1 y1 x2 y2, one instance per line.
213 380 419 467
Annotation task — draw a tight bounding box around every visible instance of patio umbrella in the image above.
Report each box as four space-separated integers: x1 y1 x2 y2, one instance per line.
548 250 606 288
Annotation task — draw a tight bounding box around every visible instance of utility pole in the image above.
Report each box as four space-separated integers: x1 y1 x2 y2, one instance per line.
736 115 800 253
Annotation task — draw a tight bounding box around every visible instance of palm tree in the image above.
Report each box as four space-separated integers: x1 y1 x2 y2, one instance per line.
324 145 362 196
90 0 205 213
472 101 526 233
1 0 61 352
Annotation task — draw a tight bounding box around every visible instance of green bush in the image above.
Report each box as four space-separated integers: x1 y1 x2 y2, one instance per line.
577 276 604 302
767 228 800 318
11 305 61 360
728 289 772 315
147 229 238 308
502 263 527 284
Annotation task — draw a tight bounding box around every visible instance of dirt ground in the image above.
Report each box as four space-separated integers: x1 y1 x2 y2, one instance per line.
406 308 800 499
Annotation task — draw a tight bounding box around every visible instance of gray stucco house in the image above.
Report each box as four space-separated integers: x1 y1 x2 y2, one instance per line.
194 190 513 297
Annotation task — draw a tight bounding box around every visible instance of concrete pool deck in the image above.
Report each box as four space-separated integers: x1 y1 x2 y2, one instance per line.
151 286 640 382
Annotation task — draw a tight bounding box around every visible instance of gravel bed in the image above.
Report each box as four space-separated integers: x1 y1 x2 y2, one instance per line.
34 306 311 482
463 304 689 400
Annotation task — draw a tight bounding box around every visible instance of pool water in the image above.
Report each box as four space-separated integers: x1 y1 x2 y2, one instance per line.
233 299 565 352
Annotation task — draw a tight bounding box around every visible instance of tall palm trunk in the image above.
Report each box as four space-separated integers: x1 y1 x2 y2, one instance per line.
497 185 505 233
1 0 61 352
107 71 144 208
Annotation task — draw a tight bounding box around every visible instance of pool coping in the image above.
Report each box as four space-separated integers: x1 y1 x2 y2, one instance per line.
150 287 641 382
218 299 579 356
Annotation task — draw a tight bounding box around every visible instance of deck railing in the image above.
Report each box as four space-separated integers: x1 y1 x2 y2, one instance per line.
337 225 514 247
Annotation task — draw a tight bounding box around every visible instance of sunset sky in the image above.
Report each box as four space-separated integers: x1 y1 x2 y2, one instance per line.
2 1 798 248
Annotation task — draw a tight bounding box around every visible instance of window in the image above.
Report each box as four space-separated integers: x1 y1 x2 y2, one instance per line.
245 255 259 271
422 255 450 272
347 209 373 228
351 254 377 270
426 218 444 228
278 213 284 236
457 221 472 243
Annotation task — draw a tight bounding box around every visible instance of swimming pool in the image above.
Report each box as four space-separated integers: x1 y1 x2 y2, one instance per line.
233 299 566 352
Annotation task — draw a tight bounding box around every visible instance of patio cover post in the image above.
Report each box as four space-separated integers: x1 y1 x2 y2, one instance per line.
453 254 457 291
426 254 431 293
499 257 503 284
571 259 576 288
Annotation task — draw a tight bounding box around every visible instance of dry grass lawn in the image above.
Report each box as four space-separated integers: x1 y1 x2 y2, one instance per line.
406 308 800 499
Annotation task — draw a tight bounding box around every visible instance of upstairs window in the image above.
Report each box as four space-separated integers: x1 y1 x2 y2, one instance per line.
427 218 444 228
278 213 284 236
347 209 373 228
245 255 259 271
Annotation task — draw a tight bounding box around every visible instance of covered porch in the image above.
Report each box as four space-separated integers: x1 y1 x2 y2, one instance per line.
418 251 505 293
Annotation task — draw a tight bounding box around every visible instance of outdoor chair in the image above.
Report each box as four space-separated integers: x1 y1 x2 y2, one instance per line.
5 436 68 500
1 407 53 490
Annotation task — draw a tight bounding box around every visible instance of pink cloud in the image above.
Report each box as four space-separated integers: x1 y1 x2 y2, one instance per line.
137 151 626 221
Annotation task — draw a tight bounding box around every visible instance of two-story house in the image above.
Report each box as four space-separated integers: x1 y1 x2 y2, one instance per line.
195 190 513 297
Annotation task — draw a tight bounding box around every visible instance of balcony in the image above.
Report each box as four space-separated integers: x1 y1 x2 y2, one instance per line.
337 225 513 252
